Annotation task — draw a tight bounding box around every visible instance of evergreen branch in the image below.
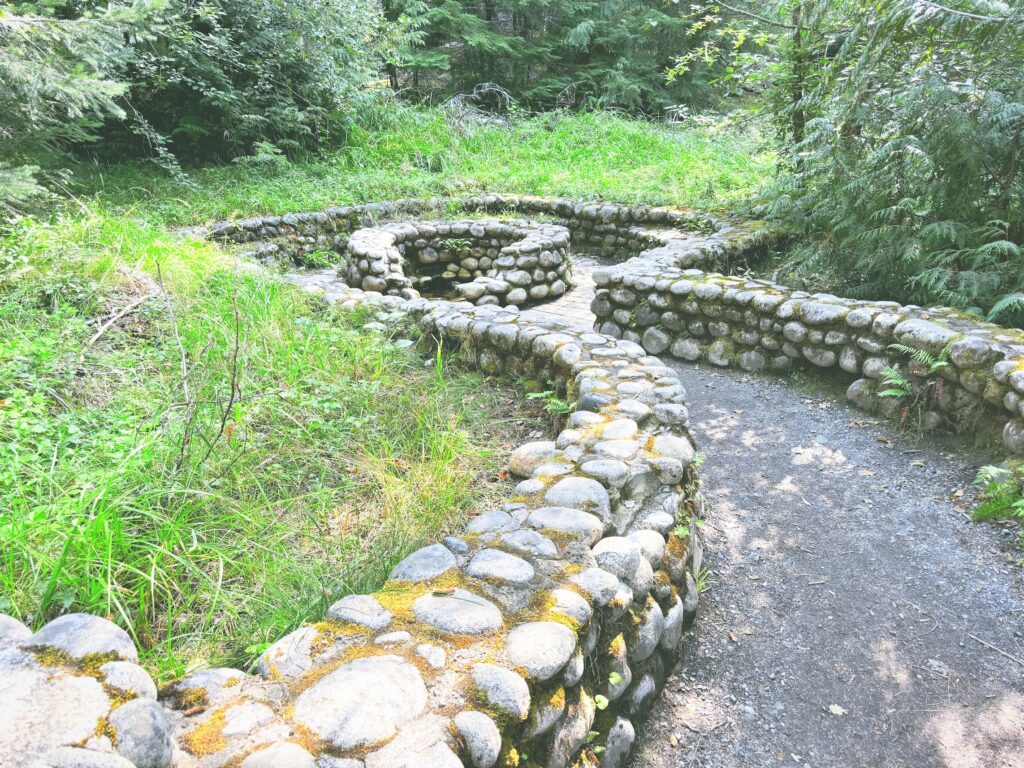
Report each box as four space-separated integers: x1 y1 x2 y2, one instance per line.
713 1 798 30
913 1 1011 23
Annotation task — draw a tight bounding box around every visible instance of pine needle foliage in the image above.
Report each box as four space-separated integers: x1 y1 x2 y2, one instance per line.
383 0 724 111
755 0 1024 325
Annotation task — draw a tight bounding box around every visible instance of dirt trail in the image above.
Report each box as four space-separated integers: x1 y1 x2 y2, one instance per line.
534 262 1024 768
631 365 1024 768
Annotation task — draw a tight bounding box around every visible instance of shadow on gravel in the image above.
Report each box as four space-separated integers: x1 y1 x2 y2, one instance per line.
632 364 1024 768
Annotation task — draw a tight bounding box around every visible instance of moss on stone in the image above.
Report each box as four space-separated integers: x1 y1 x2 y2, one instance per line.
182 707 228 757
160 683 209 713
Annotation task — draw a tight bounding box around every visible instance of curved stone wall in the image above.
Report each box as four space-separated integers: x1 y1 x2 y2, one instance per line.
345 219 571 307
204 193 768 272
592 264 1024 453
2 284 703 768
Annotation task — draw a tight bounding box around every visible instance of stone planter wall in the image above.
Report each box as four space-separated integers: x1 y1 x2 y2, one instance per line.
345 219 572 307
592 265 1024 453
2 287 704 768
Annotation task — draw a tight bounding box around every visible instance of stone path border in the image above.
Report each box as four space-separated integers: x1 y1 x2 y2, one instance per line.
344 218 571 307
592 266 1024 454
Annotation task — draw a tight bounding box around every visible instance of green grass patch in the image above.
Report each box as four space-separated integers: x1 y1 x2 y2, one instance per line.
74 108 772 226
0 212 533 682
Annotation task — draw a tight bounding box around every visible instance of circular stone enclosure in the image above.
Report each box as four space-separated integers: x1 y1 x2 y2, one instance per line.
344 219 572 307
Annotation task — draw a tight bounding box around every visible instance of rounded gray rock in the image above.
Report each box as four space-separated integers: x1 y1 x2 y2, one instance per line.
650 434 695 465
528 507 605 545
472 664 530 720
257 626 317 680
326 594 393 630
293 655 427 750
630 600 665 662
31 613 138 662
1 665 110 767
507 622 577 681
454 711 501 768
660 595 685 652
543 477 611 521
500 529 557 557
465 510 516 534
99 661 157 700
508 440 558 478
0 613 31 643
466 549 535 584
389 544 457 582
413 589 503 635
600 717 636 768
550 588 593 625
569 567 619 605
591 537 642 580
107 698 173 768
626 530 666 568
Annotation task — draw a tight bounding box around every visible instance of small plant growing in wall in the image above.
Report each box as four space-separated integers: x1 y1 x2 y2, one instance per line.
973 462 1024 550
295 249 336 269
439 237 472 254
673 515 704 540
525 388 574 431
878 342 952 427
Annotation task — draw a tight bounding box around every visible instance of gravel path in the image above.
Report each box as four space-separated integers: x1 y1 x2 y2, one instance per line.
631 365 1024 768
289 254 1024 766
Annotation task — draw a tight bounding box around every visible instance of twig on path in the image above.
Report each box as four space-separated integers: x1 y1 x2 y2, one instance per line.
681 718 727 734
967 633 1024 666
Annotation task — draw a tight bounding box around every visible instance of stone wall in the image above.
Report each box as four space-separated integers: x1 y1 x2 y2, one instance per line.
592 265 1024 453
345 219 572 307
204 194 767 270
2 285 704 768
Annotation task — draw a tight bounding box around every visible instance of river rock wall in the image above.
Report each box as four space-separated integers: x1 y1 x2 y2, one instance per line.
1 285 704 768
204 194 768 271
345 219 572 307
592 265 1024 453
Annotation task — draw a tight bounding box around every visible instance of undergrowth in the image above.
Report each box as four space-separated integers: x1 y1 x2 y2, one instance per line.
974 463 1024 550
73 108 771 225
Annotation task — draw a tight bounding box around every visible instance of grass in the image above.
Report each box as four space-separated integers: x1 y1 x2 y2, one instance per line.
0 211 538 682
73 107 772 226
1 107 771 680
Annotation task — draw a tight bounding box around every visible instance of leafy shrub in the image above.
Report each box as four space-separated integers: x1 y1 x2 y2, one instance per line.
1 0 383 218
110 0 382 162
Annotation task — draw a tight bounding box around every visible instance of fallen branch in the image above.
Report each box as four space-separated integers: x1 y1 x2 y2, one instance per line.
967 633 1024 667
80 292 158 358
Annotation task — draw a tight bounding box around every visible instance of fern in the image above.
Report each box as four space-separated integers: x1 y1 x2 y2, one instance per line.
878 365 913 399
972 462 1024 546
987 292 1024 323
732 0 1024 324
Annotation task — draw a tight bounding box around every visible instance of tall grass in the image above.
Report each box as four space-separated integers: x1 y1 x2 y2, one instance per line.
0 214 525 681
75 108 772 226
